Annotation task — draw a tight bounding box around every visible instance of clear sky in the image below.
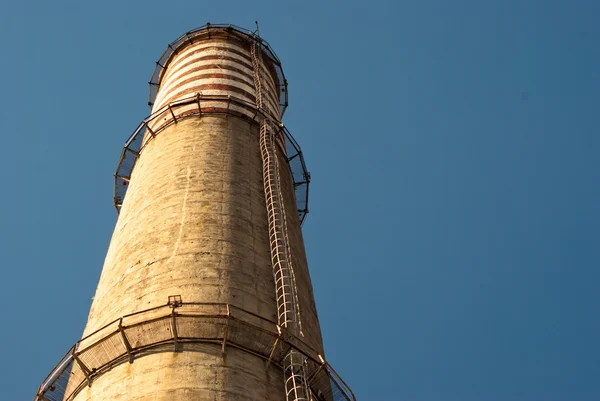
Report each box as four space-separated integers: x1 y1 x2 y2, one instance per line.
1 1 599 400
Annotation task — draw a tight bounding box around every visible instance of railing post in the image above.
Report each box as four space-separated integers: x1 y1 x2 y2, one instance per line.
36 383 52 401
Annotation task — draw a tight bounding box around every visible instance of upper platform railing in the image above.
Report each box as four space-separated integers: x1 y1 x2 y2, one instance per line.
33 300 354 401
114 94 310 224
148 23 288 118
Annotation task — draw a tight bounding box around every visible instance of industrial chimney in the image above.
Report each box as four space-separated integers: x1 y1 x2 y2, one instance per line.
34 24 354 401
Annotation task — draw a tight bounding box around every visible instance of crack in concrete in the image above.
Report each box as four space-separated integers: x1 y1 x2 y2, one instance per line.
169 166 192 263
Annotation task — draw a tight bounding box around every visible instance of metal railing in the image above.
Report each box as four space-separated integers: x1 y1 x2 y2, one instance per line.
148 23 288 117
33 301 355 401
113 94 310 223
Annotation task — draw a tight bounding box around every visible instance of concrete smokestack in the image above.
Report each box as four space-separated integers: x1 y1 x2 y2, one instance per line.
34 24 354 401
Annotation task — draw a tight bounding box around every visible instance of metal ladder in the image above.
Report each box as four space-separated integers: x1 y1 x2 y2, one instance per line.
252 40 311 401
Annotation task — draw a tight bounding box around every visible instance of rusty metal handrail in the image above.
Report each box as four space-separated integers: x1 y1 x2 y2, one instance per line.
33 301 355 401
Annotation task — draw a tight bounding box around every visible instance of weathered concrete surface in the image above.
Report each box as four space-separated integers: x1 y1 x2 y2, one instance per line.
74 346 285 401
87 116 276 327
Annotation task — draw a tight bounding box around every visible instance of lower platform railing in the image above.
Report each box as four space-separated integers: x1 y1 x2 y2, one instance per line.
33 300 355 401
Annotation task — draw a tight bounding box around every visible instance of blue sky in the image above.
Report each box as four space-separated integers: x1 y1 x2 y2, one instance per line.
1 1 599 400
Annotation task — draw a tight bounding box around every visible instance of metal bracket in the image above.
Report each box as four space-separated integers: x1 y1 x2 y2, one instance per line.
143 121 155 137
118 318 134 364
265 325 282 370
73 354 92 387
168 295 182 307
168 295 182 352
171 308 179 352
222 304 230 353
168 104 177 122
306 354 327 384
125 148 140 158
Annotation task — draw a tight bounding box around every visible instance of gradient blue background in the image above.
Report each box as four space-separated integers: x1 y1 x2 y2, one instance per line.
1 1 598 400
